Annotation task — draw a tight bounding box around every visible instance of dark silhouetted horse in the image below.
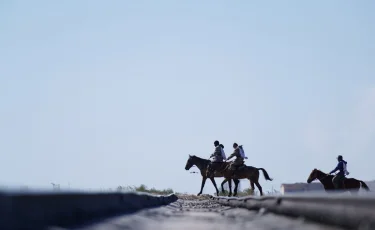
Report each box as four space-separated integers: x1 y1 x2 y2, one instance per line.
307 168 370 193
185 155 239 196
215 163 273 196
186 155 273 196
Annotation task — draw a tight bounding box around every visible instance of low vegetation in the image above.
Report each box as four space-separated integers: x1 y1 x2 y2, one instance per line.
117 184 174 195
219 182 280 196
219 188 255 196
219 188 280 196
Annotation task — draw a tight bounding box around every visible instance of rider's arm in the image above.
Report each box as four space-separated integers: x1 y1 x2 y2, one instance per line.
329 162 342 174
227 153 235 160
227 149 238 161
233 148 241 158
210 147 218 157
329 168 338 174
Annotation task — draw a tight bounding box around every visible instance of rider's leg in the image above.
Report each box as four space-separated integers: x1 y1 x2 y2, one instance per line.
339 175 346 189
332 175 339 189
207 162 218 177
230 163 237 176
230 161 241 177
332 174 345 189
206 163 213 177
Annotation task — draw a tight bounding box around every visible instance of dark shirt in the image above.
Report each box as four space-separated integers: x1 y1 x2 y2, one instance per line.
330 160 347 175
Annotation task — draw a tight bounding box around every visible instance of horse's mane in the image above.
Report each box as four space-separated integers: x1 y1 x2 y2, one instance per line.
191 155 210 163
315 169 330 176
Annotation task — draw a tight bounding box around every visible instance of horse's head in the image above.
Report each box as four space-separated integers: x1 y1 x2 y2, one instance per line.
307 168 319 183
185 155 195 170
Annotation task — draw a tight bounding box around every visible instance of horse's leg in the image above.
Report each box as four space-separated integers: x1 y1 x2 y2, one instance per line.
228 179 232 197
209 177 220 196
221 178 228 194
348 181 361 195
197 177 207 196
255 180 263 196
233 179 240 196
249 170 260 196
246 179 255 195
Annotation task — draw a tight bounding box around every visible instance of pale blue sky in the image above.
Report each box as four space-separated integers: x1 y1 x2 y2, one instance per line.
1 1 374 194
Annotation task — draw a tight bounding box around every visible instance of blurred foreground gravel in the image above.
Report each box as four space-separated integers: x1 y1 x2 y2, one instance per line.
53 195 346 230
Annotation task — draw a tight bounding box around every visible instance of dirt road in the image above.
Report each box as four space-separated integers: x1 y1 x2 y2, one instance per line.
70 195 344 230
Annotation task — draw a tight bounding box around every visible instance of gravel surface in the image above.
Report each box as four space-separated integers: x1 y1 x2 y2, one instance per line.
48 195 346 230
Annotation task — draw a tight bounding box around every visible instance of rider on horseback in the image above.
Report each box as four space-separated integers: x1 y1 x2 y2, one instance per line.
206 140 224 176
226 143 246 173
329 155 348 189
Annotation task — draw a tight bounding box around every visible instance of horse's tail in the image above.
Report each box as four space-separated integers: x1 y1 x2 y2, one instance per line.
360 180 370 191
257 168 273 181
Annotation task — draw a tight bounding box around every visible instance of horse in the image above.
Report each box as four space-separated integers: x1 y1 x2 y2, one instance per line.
213 164 273 196
185 155 239 196
306 168 370 193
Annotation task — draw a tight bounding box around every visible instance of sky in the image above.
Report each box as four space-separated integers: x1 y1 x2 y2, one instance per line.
0 0 374 194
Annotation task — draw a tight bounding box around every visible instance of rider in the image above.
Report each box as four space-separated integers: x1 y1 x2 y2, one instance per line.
329 155 348 189
226 142 245 174
207 140 224 176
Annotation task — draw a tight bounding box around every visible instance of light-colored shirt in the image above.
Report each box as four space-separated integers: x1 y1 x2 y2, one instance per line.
239 147 245 158
221 148 226 160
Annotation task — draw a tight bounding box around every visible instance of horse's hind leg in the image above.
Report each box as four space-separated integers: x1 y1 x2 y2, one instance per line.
350 187 360 195
209 177 220 196
228 179 233 197
221 178 228 194
233 179 240 196
248 180 255 195
255 181 263 196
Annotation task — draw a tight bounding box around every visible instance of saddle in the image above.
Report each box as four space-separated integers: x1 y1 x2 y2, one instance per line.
238 164 247 170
